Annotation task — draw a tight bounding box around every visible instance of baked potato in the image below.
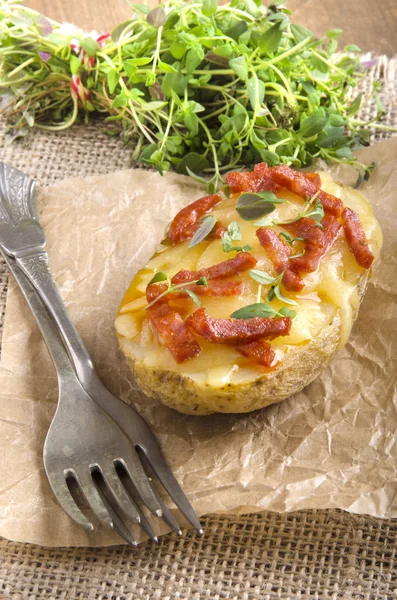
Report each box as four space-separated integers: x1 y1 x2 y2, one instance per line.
116 164 382 415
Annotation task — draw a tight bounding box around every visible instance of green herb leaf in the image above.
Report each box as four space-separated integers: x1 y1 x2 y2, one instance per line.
290 249 305 259
230 302 278 319
259 149 280 166
202 0 217 17
300 114 327 138
111 20 133 43
183 288 201 306
222 221 252 253
70 55 81 75
290 24 312 44
326 28 343 39
170 40 188 60
196 277 208 286
131 4 150 14
162 69 187 97
273 284 298 306
80 38 100 57
266 286 276 303
279 231 293 244
305 197 324 222
229 56 248 81
107 70 120 94
279 232 304 245
346 93 362 116
188 215 217 247
254 216 275 227
279 306 297 318
344 44 361 53
186 45 205 73
148 272 169 285
158 60 177 73
247 72 265 111
236 191 282 221
226 20 248 42
258 22 283 55
147 6 166 28
249 269 276 285
176 152 209 175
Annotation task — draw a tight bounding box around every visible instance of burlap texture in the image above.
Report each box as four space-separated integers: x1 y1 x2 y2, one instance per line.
0 55 396 599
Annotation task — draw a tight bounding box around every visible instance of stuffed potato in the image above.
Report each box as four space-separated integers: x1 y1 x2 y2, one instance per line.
116 164 382 415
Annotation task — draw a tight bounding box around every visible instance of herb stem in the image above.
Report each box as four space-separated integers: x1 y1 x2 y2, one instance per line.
350 119 397 132
256 284 262 304
152 26 163 74
216 6 256 21
160 97 175 152
268 36 313 65
145 277 204 309
34 94 79 131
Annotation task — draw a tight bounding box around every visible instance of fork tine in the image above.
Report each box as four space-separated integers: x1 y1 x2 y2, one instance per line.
92 477 138 547
93 465 141 524
115 469 159 543
73 470 114 528
138 446 202 534
46 470 94 530
147 483 182 536
116 450 162 518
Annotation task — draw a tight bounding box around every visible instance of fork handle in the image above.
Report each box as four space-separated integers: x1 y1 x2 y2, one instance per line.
16 248 95 387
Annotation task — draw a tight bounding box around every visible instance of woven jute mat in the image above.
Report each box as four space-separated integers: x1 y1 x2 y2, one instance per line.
0 56 396 600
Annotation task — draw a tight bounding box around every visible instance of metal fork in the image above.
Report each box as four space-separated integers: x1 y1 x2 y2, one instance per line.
0 163 202 539
3 253 174 545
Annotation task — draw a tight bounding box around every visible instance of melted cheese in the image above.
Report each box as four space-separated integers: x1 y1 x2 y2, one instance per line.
118 173 383 385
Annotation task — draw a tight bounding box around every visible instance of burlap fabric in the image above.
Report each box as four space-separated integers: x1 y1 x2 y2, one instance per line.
0 56 396 600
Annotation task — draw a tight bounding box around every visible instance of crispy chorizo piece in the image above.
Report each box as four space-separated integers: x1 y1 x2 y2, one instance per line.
171 252 257 285
256 227 304 292
270 165 343 217
284 218 326 274
168 193 223 244
233 340 276 367
146 280 244 303
146 301 202 363
186 308 291 344
225 163 279 194
322 214 342 249
284 215 342 274
342 207 374 269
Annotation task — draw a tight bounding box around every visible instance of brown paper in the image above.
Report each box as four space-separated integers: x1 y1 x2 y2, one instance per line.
0 139 396 547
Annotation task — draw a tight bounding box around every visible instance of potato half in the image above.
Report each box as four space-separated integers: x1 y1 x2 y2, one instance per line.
116 172 382 415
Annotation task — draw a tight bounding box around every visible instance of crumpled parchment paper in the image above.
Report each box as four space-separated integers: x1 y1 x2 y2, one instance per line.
0 139 396 547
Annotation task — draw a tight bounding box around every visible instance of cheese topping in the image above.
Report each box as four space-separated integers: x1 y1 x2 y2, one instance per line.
117 173 382 386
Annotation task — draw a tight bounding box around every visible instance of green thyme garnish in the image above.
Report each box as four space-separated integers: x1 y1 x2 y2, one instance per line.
146 272 208 308
279 232 304 245
236 191 284 221
230 303 296 320
255 193 324 228
249 269 298 306
222 221 252 253
188 215 217 248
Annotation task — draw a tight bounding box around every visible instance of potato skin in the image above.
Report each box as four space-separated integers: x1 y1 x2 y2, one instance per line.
118 274 368 415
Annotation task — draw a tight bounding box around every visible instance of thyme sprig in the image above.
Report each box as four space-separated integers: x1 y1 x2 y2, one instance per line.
254 193 324 228
222 220 251 253
249 268 298 306
145 271 208 308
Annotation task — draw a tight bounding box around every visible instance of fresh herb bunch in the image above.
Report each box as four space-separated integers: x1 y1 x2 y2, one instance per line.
0 0 392 189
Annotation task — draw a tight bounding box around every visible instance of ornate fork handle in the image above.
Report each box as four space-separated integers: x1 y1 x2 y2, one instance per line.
16 249 95 385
